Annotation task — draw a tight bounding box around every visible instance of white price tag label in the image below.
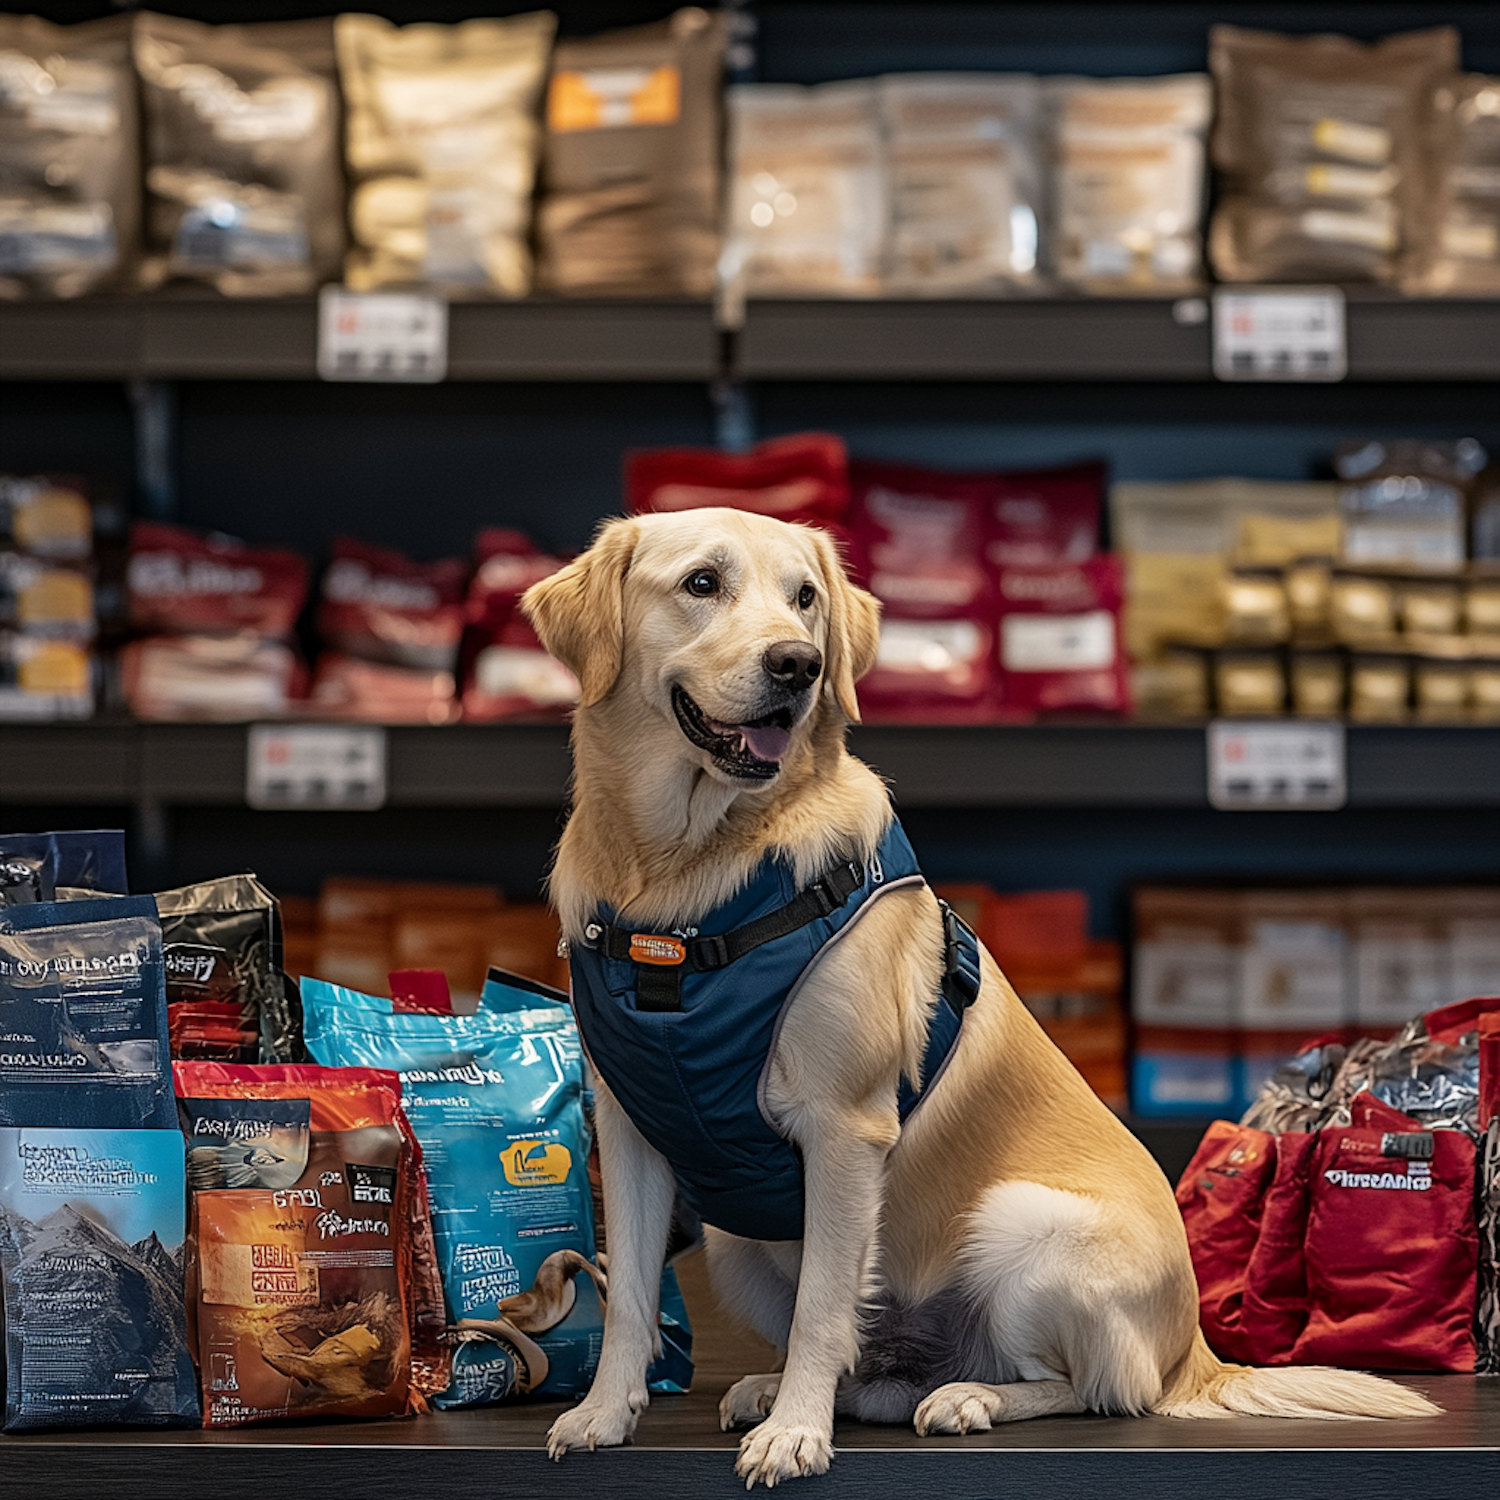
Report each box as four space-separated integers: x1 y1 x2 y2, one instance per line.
246 725 388 810
317 287 447 383
1212 288 1346 382
1208 721 1346 810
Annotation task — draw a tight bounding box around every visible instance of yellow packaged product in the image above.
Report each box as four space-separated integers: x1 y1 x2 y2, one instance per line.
336 11 556 294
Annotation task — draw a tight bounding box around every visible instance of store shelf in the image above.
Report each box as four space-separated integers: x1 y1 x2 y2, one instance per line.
8 293 1500 383
3 721 1500 811
739 293 1500 382
0 297 720 382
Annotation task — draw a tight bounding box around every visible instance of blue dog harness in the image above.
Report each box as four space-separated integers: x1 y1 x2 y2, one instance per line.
568 818 981 1242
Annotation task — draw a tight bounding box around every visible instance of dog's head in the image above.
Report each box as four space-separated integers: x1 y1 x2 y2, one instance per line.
522 508 881 788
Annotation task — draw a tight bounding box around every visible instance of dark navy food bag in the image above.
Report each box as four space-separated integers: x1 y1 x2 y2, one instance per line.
0 896 174 1130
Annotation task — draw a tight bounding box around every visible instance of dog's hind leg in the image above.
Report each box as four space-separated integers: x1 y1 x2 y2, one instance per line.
915 1379 1084 1433
547 1081 677 1459
911 1178 1182 1440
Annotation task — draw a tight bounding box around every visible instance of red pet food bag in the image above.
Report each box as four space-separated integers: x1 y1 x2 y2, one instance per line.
127 522 308 639
1174 1119 1277 1364
625 432 850 532
459 530 579 721
174 1061 449 1424
985 461 1104 567
849 460 995 721
992 554 1130 715
316 537 468 671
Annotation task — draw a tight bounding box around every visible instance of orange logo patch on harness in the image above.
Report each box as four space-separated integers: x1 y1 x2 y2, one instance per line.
629 934 686 966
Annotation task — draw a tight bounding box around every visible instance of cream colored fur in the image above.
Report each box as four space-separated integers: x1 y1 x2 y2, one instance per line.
523 509 1440 1488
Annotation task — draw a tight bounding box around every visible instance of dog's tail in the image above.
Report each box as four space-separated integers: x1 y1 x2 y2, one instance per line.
1152 1331 1441 1421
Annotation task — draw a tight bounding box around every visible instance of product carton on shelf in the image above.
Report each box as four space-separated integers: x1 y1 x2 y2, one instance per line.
1131 887 1239 1118
1237 889 1348 1107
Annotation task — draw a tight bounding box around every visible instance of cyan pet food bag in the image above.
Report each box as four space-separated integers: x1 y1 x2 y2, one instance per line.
304 967 690 1404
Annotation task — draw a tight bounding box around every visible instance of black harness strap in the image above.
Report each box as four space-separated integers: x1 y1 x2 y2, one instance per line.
585 866 984 1020
588 861 865 1012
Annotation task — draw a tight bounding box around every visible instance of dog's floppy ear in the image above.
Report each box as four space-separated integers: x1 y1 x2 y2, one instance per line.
521 518 637 708
808 527 881 722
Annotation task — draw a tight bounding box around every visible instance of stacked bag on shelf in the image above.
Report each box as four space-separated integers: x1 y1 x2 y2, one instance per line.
626 431 1130 721
122 521 309 720
1175 996 1500 1373
0 474 101 720
11 11 1500 302
119 521 580 723
1131 882 1500 1119
1120 441 1500 722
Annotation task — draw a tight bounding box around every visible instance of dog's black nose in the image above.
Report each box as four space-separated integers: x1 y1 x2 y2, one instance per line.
763 640 822 692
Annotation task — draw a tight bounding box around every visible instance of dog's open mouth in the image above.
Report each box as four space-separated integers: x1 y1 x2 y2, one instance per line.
672 685 793 781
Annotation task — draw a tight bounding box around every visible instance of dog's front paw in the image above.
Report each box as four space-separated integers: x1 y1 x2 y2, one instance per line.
914 1382 1003 1436
734 1420 832 1488
720 1372 782 1431
546 1388 647 1459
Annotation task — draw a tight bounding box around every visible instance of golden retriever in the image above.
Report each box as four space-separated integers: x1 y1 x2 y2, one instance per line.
523 507 1437 1489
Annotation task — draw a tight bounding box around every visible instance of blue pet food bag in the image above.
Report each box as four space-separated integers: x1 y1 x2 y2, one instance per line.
0 829 128 897
0 1126 199 1430
303 967 690 1405
0 896 174 1130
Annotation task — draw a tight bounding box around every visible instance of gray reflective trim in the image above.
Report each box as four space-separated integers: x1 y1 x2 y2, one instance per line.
755 873 927 1136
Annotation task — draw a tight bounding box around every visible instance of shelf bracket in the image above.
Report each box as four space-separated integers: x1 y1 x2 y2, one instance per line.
129 378 177 520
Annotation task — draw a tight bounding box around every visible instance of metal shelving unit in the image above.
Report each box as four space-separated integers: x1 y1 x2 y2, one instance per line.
3 721 1498 811
9 293 1500 383
0 296 721 382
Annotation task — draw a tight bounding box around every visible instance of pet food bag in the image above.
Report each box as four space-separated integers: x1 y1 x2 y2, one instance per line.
847 460 995 721
626 432 850 532
336 11 556 295
724 81 885 299
0 895 174 1131
132 13 345 296
459 531 578 722
155 874 296 1065
0 474 98 721
1178 1109 1479 1371
1209 25 1459 285
304 967 692 1405
301 968 600 1405
174 1061 447 1425
992 554 1129 716
124 522 309 720
0 14 140 299
1414 75 1500 295
1335 438 1484 571
0 1126 198 1430
311 536 468 724
537 7 726 296
986 461 1103 568
0 827 127 899
877 73 1042 294
1047 74 1211 293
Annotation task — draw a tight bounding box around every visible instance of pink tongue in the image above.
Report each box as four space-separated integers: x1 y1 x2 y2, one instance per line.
739 723 792 763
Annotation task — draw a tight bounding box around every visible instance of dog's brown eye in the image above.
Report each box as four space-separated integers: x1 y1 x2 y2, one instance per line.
684 569 720 597
798 583 816 609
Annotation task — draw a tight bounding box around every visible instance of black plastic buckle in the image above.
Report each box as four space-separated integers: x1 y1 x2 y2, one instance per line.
808 879 839 918
939 900 966 977
692 932 731 970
